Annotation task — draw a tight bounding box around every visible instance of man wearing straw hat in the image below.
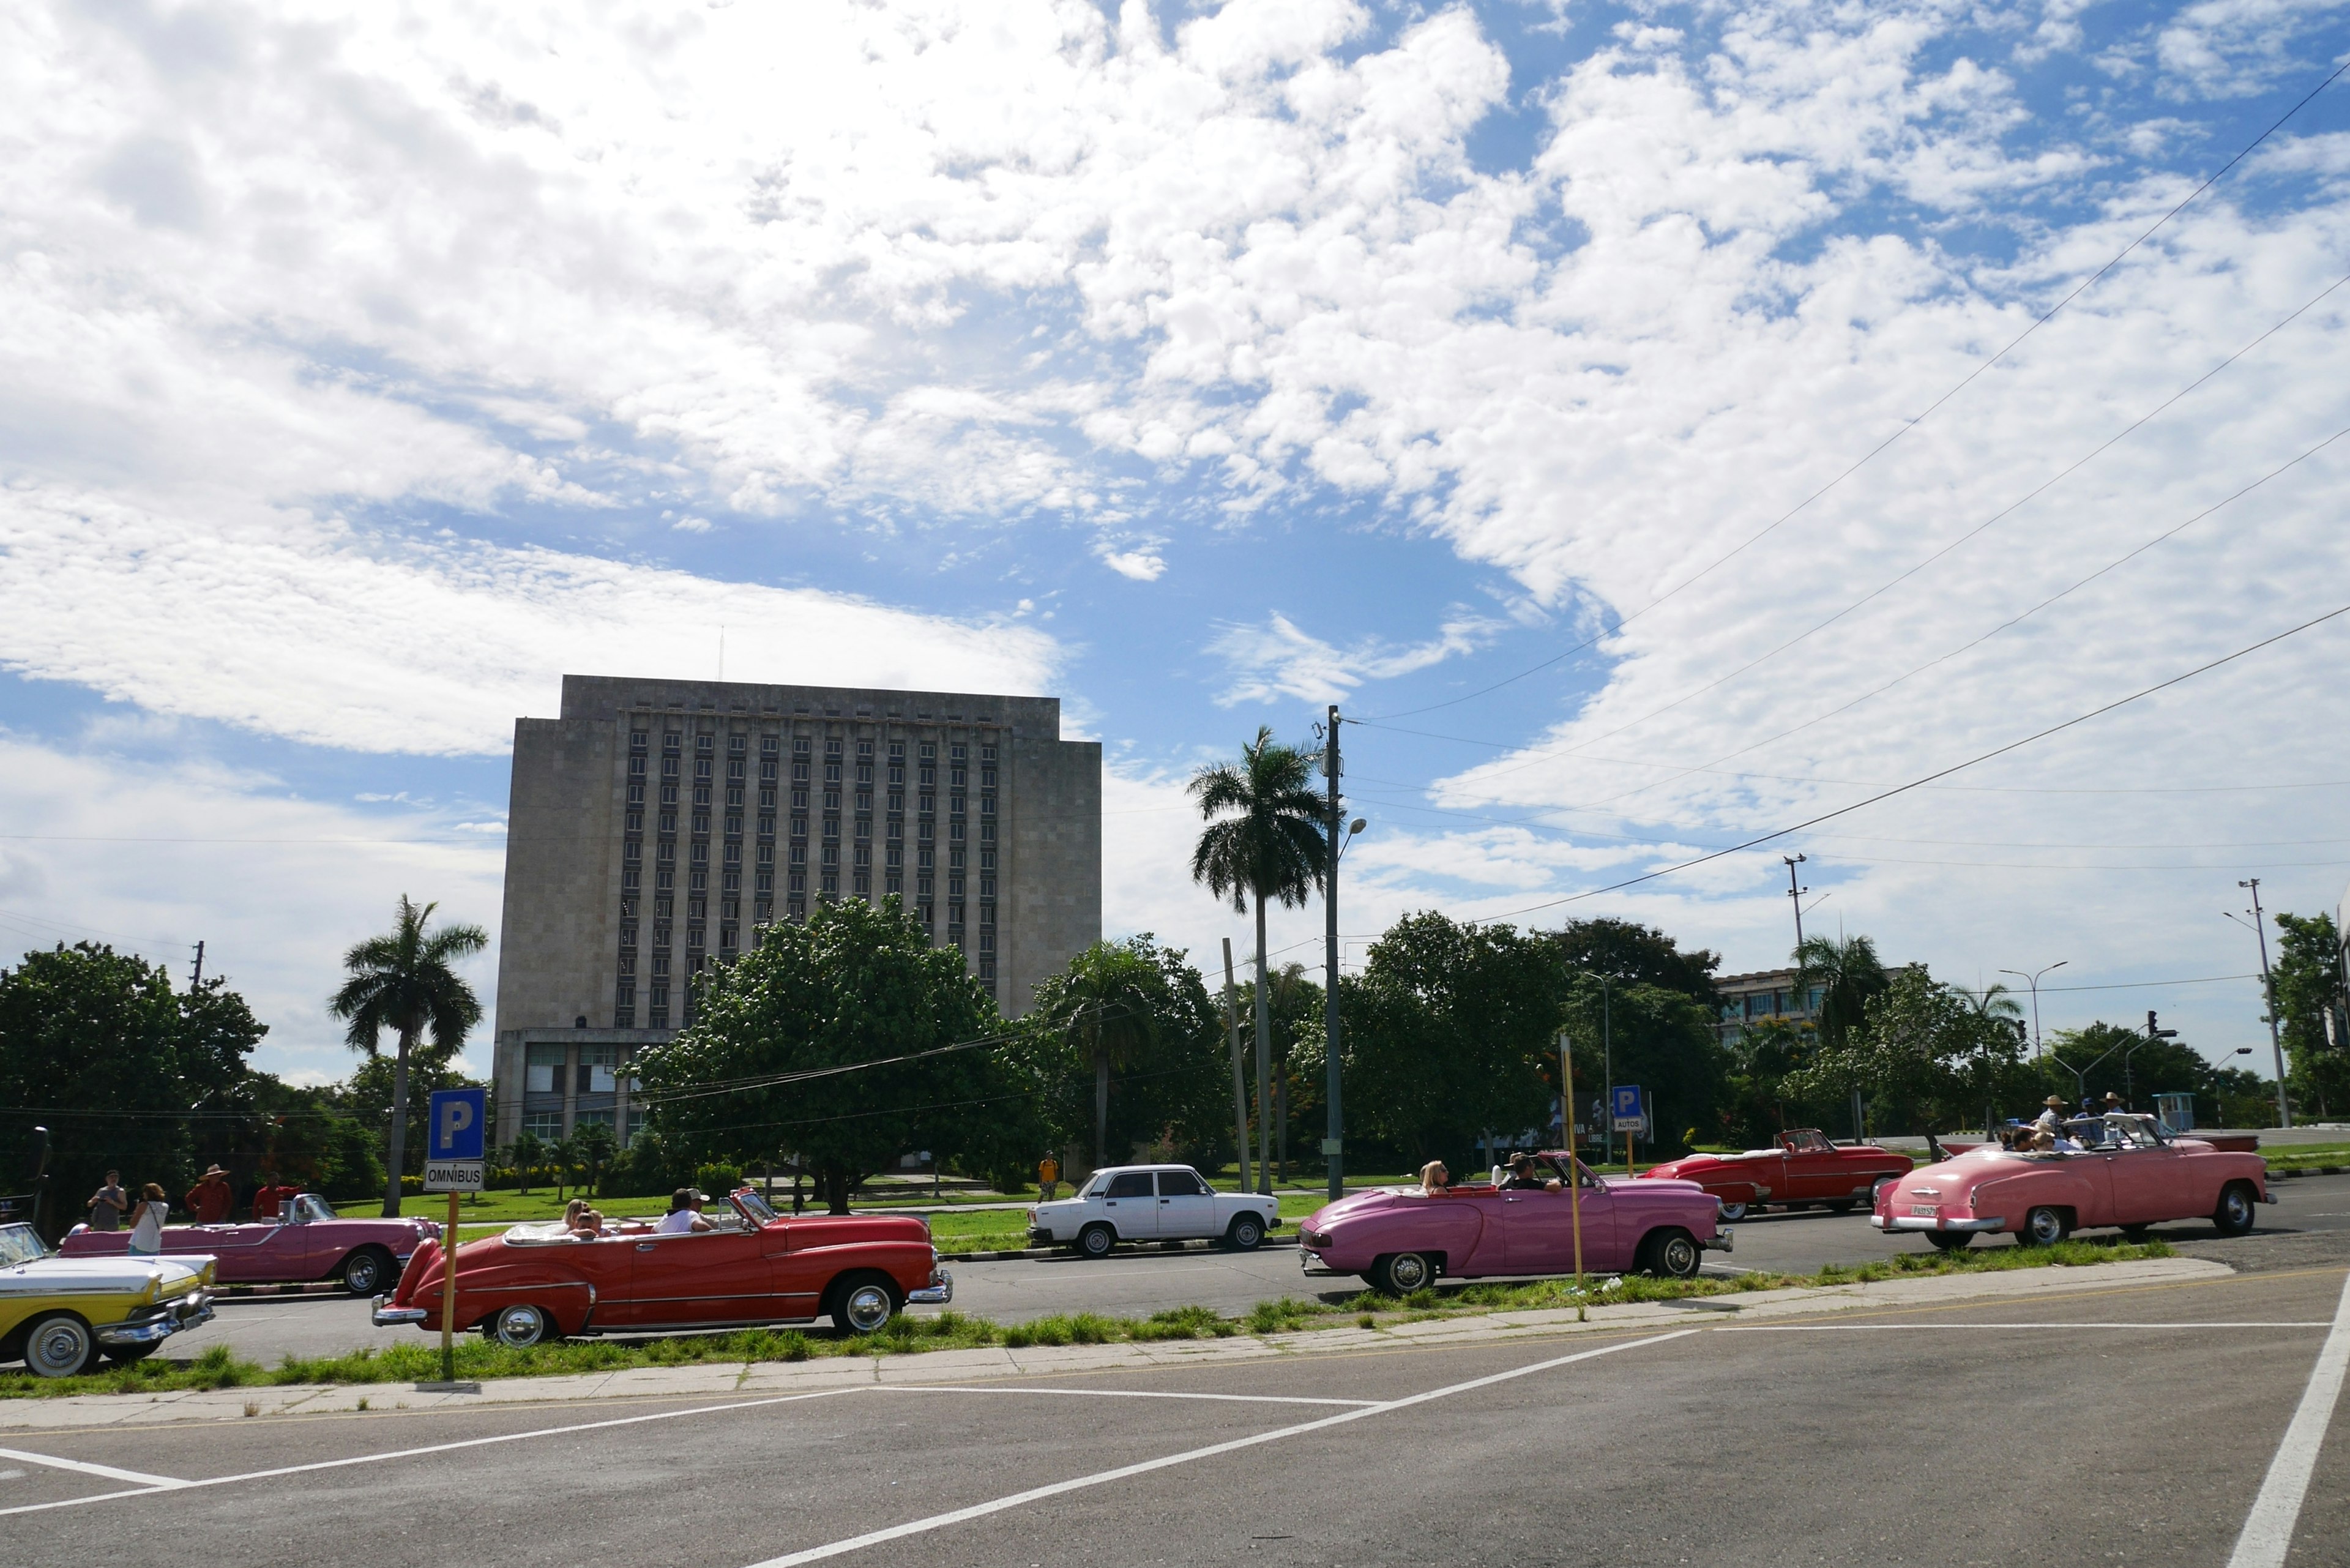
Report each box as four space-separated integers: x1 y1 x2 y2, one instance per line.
2034 1096 2067 1136
185 1163 234 1224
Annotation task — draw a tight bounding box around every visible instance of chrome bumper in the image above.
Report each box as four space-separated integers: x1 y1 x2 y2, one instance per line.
908 1268 954 1306
2262 1191 2280 1204
1704 1228 1733 1253
370 1293 431 1327
96 1291 214 1346
1298 1250 1346 1277
1871 1214 2006 1232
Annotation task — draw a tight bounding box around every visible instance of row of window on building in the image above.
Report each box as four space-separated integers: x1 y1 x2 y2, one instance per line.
612 727 1000 1029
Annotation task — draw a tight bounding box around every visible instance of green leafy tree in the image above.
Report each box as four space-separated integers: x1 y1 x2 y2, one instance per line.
1023 935 1229 1173
509 1129 545 1195
1561 976 1729 1157
1721 1017 1830 1145
575 1120 619 1198
1310 913 1564 1170
548 1136 579 1202
326 896 488 1218
1189 726 1327 1187
2272 911 2350 1118
2042 1021 2226 1117
1551 918 1722 1009
1785 966 2028 1135
0 942 266 1236
343 1051 482 1200
635 897 1031 1213
1793 933 1890 1052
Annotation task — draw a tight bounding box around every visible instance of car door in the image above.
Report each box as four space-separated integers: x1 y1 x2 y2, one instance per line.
624 1225 771 1326
2103 1124 2184 1224
1154 1168 1217 1239
1780 1132 1844 1201
1503 1160 1616 1275
163 1220 278 1282
1100 1171 1157 1239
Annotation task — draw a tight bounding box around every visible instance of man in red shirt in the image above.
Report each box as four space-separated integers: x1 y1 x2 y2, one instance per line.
185 1164 234 1224
251 1173 297 1221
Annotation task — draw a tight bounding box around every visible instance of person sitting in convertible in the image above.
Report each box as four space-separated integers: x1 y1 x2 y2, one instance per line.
656 1187 714 1233
1501 1154 1562 1192
1417 1160 1451 1197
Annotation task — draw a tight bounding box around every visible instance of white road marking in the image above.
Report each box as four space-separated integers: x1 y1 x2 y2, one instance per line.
0 1386 860 1520
0 1447 187 1489
2226 1269 2350 1568
740 1330 1696 1568
871 1386 1379 1408
1719 1322 2329 1331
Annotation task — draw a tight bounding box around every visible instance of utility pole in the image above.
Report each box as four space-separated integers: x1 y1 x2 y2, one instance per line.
188 940 204 989
1324 706 1346 1206
1783 854 1808 949
2240 878 2292 1128
1221 939 1250 1194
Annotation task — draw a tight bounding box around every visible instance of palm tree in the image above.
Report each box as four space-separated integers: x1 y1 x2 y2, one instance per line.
1794 933 1890 1053
509 1130 545 1195
1190 726 1327 1194
1039 943 1164 1170
549 1136 580 1203
575 1121 618 1199
1958 981 2024 1024
327 895 488 1218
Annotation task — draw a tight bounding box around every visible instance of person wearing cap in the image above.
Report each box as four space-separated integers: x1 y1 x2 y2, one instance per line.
185 1163 234 1224
2102 1091 2127 1114
1501 1153 1562 1193
2034 1096 2067 1135
655 1187 713 1234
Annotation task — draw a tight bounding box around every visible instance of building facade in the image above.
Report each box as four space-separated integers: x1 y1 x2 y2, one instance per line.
1715 968 1822 1045
490 674 1102 1146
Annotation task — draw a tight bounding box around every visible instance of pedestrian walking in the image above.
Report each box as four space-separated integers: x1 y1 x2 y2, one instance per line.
127 1183 170 1255
86 1170 129 1231
185 1164 233 1224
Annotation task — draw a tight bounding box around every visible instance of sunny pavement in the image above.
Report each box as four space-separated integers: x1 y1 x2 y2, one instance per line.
2 1256 2345 1568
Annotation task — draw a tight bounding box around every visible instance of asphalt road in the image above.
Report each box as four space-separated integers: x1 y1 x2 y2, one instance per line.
168 1171 2350 1364
6 1261 2345 1567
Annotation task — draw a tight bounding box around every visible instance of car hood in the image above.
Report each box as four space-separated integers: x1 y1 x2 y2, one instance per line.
0 1255 211 1296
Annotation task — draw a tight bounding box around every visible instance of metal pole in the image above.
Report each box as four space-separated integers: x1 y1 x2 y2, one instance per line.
441 1187 459 1383
1559 1030 1583 1320
1324 705 1345 1205
2242 878 2292 1128
2001 961 2067 1059
1783 854 1807 949
1221 939 1251 1193
1602 978 1612 1168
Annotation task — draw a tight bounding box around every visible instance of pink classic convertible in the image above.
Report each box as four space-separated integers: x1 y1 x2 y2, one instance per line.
64 1192 437 1295
1871 1113 2274 1249
1297 1152 1731 1294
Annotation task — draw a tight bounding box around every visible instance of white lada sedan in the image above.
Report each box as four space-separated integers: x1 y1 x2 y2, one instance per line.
1028 1165 1281 1259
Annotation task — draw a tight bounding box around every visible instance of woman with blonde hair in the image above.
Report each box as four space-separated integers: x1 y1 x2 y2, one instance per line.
1417 1159 1450 1196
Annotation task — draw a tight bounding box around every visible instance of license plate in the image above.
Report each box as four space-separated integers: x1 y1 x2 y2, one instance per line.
1910 1204 1938 1217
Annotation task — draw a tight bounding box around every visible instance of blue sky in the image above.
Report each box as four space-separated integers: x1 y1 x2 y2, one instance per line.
5 0 2350 1085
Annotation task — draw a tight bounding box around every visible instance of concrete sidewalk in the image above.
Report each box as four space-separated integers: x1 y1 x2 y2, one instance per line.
0 1255 2237 1435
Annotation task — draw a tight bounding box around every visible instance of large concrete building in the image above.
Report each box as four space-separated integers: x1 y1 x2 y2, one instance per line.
489 674 1101 1146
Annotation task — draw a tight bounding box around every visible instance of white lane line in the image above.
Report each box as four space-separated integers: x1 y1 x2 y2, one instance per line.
1719 1323 2329 1331
0 1386 860 1520
870 1386 1379 1408
742 1329 1696 1568
2227 1269 2350 1568
0 1448 187 1490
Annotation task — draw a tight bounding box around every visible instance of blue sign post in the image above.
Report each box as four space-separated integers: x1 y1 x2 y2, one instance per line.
1611 1085 1647 1179
422 1086 487 1386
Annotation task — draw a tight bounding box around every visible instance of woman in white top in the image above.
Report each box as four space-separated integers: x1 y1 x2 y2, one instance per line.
127 1182 170 1255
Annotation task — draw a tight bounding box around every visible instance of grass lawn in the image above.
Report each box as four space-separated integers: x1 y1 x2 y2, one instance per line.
0 1239 2173 1398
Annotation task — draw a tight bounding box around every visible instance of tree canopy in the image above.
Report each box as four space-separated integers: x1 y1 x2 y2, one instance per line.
1021 935 1230 1171
2271 910 2349 1118
1550 917 1722 1008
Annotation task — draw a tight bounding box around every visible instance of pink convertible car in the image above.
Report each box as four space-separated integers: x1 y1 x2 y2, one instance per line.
1297 1152 1731 1294
1871 1114 2274 1249
64 1192 437 1295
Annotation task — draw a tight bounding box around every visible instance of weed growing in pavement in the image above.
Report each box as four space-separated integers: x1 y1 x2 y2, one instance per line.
0 1238 2176 1398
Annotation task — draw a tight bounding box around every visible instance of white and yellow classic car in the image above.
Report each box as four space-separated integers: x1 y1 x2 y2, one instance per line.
0 1220 215 1377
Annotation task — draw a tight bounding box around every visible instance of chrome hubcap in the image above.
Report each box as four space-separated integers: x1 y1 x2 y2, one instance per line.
845 1285 892 1331
1663 1239 1697 1275
497 1307 545 1346
30 1322 86 1375
1389 1255 1427 1290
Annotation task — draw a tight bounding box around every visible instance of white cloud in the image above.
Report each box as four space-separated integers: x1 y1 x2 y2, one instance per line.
1098 547 1168 581
1210 610 1502 705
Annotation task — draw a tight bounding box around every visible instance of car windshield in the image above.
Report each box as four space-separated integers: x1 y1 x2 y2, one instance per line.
734 1189 778 1225
294 1194 337 1222
1786 1130 1833 1154
0 1223 50 1267
1077 1173 1111 1198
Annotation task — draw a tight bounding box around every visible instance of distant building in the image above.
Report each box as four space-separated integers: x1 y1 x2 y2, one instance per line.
490 674 1101 1146
1716 968 1821 1045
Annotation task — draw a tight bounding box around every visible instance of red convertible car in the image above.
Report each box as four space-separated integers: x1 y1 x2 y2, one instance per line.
371 1188 952 1345
1871 1113 2274 1248
63 1192 435 1296
1639 1129 1912 1220
1297 1152 1730 1294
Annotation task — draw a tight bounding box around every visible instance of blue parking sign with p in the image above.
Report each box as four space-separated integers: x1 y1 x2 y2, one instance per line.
1611 1085 1646 1130
428 1087 487 1161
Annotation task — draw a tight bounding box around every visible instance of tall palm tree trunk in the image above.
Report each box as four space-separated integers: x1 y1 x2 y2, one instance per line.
1094 1045 1110 1170
1253 892 1272 1195
383 1025 414 1218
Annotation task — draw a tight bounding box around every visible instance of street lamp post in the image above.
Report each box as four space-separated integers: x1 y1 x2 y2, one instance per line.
2232 880 2293 1129
1997 960 2067 1058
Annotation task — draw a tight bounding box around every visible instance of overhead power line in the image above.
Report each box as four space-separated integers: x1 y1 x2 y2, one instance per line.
1362 57 2350 724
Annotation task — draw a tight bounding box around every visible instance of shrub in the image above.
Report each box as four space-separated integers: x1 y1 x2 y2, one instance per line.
694 1163 744 1197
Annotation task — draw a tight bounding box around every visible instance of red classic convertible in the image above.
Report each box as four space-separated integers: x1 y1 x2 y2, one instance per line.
1871 1113 2273 1248
1638 1129 1912 1220
63 1192 435 1296
371 1188 952 1345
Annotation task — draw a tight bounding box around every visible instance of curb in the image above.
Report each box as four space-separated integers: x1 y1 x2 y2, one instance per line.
2267 1165 2349 1178
936 1236 1299 1263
